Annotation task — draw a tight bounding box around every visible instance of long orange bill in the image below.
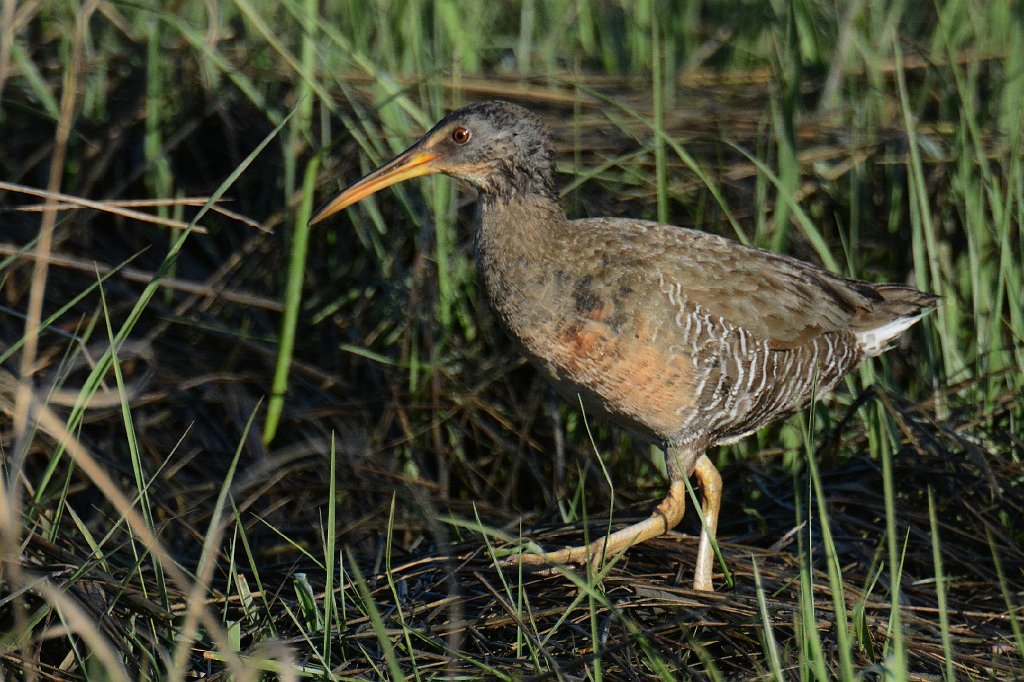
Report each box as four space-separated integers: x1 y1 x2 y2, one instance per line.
308 148 440 226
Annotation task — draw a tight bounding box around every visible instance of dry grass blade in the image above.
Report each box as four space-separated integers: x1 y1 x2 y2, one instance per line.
0 180 210 234
0 244 283 311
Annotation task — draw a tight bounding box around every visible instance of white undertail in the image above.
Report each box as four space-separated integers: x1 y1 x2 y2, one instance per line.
854 313 927 357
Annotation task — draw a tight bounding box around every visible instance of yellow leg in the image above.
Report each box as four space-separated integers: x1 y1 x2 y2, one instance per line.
691 454 722 592
510 446 722 592
512 480 686 570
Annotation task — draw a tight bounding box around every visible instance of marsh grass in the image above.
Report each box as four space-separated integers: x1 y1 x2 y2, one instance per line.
1 1 1022 679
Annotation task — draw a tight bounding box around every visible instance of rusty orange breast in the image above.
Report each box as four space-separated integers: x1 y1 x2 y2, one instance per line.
535 302 698 440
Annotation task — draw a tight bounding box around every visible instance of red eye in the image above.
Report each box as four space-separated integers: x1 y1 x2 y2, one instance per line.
450 126 471 144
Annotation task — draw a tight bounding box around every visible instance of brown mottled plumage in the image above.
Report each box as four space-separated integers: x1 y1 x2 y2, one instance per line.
310 101 937 591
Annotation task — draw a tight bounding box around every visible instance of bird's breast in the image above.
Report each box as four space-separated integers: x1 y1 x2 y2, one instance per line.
544 308 701 439
482 259 701 440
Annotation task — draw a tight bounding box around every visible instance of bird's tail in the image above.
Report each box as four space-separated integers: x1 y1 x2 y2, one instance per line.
852 284 940 357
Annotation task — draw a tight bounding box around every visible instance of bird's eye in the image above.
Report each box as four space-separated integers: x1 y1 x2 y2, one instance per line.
450 127 471 144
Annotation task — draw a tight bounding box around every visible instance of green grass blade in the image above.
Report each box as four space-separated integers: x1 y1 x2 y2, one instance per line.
264 155 319 444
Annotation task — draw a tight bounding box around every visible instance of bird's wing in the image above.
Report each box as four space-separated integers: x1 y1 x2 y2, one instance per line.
571 218 881 348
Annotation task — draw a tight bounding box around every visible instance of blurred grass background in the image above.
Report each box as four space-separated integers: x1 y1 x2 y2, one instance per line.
1 0 1022 679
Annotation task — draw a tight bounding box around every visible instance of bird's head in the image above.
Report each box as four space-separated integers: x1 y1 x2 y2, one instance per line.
309 101 556 225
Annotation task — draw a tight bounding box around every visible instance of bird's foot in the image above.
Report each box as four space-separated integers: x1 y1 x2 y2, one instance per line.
499 474 721 593
501 488 687 576
502 535 620 576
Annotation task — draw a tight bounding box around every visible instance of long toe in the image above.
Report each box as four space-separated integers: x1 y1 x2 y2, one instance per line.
512 479 689 571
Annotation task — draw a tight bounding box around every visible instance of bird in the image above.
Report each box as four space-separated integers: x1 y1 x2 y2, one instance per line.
309 100 937 591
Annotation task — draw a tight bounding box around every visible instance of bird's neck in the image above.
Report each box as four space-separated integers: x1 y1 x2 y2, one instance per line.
473 192 570 330
475 191 569 264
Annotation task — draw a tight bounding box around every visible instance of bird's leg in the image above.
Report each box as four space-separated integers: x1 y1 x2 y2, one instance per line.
511 444 711 573
512 479 686 571
691 453 722 592
510 446 722 591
